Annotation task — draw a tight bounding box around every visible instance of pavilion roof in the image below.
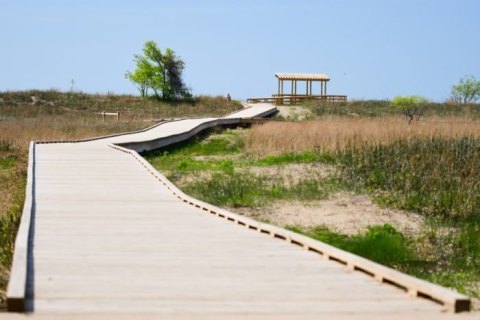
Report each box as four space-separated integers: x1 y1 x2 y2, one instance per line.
275 73 330 81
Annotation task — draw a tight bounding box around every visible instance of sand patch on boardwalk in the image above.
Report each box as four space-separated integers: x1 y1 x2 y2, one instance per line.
235 192 424 236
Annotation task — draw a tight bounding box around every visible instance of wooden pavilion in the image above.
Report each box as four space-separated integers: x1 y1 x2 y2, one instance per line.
248 72 347 105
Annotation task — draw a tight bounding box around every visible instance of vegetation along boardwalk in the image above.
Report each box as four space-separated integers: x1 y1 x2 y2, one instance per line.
6 104 472 318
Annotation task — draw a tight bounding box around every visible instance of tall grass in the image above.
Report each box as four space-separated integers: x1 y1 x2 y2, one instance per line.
338 137 480 221
0 117 148 150
246 117 480 156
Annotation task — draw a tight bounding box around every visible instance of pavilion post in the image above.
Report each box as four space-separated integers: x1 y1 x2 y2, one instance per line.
281 80 284 105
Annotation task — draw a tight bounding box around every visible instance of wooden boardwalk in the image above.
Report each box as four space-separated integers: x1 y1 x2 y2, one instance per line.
6 104 472 318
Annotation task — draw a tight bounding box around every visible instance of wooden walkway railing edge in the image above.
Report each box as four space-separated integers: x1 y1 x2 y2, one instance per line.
6 142 35 312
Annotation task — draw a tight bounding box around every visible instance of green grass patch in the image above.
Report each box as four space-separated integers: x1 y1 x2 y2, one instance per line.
287 224 416 268
184 172 266 207
184 172 341 208
143 128 246 173
0 157 17 170
255 151 336 166
145 128 344 207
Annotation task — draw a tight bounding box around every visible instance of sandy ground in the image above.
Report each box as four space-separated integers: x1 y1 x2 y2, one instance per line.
175 160 425 236
237 162 424 235
240 163 335 185
235 192 424 236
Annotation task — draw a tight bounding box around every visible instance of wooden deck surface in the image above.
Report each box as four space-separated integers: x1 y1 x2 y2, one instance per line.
6 104 473 317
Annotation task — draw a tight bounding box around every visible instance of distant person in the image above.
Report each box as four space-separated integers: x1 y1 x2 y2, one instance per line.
227 93 231 102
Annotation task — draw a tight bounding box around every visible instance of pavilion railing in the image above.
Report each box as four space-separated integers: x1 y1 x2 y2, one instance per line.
247 94 347 105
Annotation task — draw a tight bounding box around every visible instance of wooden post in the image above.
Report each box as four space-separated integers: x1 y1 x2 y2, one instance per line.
102 112 105 121
277 79 280 96
309 81 313 96
281 80 284 105
117 111 120 121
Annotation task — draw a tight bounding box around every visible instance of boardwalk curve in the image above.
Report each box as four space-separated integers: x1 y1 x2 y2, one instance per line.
6 104 470 317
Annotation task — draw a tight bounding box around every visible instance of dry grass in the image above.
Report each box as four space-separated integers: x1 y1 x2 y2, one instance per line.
0 116 149 150
246 116 480 156
0 91 242 121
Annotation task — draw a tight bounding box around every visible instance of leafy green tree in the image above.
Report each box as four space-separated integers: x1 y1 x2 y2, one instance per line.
125 55 154 98
391 95 428 124
125 41 189 100
141 41 165 100
451 75 480 104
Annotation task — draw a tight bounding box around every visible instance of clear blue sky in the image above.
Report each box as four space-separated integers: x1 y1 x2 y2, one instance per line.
1 0 479 101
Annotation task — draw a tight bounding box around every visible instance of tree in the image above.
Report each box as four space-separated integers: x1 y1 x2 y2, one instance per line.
125 55 154 98
451 75 480 104
391 95 428 124
125 41 189 100
163 48 188 100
